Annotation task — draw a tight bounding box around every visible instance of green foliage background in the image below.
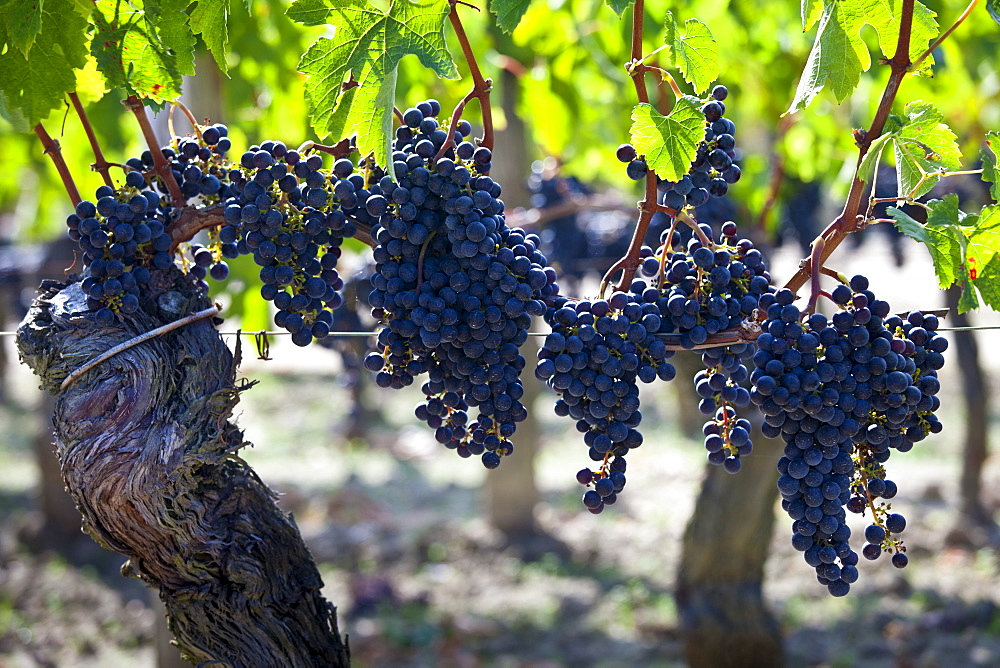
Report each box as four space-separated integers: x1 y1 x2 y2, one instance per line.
0 0 998 298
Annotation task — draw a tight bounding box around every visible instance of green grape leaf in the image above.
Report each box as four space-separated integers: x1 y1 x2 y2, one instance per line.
292 0 458 172
982 131 1000 202
604 0 634 17
0 0 89 129
788 0 939 114
889 197 963 289
988 0 1000 27
5 0 43 54
892 101 962 198
974 253 1000 311
802 0 824 29
146 0 197 69
663 10 677 50
190 0 230 75
857 133 893 183
891 196 1000 312
630 97 704 183
964 205 1000 303
671 17 718 94
91 0 195 101
959 276 980 311
492 0 533 33
285 0 335 25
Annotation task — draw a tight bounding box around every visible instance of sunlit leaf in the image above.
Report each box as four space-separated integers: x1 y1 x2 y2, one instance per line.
492 0 533 33
605 0 634 17
291 0 458 171
988 0 1000 27
190 0 231 75
5 0 43 54
0 0 89 128
891 196 1000 311
857 133 893 183
672 16 718 94
788 0 939 114
630 98 704 183
889 196 963 289
891 101 962 198
91 0 195 102
982 131 1000 202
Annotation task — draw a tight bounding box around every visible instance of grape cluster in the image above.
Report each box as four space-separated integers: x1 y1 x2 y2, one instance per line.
751 276 946 595
536 292 676 512
695 346 754 473
65 125 236 324
641 220 770 348
616 85 740 209
218 143 357 345
634 219 771 472
361 100 557 469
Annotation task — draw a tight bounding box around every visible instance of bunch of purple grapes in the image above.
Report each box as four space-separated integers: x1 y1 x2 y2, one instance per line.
536 292 676 512
361 100 558 469
752 276 946 595
616 84 740 209
65 124 235 324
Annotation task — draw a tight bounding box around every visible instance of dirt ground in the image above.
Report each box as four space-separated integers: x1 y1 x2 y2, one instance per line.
3 236 1000 667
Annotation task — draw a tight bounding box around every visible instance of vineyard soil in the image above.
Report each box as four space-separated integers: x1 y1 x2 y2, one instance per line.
2 238 1000 667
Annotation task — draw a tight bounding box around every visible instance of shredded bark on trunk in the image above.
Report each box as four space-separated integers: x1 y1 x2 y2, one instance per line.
16 274 349 667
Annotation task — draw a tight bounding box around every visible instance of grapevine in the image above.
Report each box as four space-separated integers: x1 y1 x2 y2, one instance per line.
11 0 998 640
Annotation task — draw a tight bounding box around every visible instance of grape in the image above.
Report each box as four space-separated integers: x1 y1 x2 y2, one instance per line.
616 144 637 163
626 159 648 181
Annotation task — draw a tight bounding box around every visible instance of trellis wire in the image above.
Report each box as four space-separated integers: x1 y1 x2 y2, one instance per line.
0 325 997 337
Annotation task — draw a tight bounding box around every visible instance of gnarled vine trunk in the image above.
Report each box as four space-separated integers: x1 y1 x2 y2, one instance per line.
16 275 349 667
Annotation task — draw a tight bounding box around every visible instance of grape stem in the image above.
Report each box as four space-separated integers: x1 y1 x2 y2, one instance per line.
677 209 714 247
655 215 681 291
68 92 115 188
909 0 977 72
34 122 82 206
783 0 916 296
169 100 202 139
640 65 683 99
297 138 355 159
435 86 481 161
629 0 650 105
602 0 675 295
168 205 226 253
448 1 494 151
869 196 910 205
416 230 438 288
819 266 843 282
122 95 186 207
804 237 826 316
601 174 658 295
